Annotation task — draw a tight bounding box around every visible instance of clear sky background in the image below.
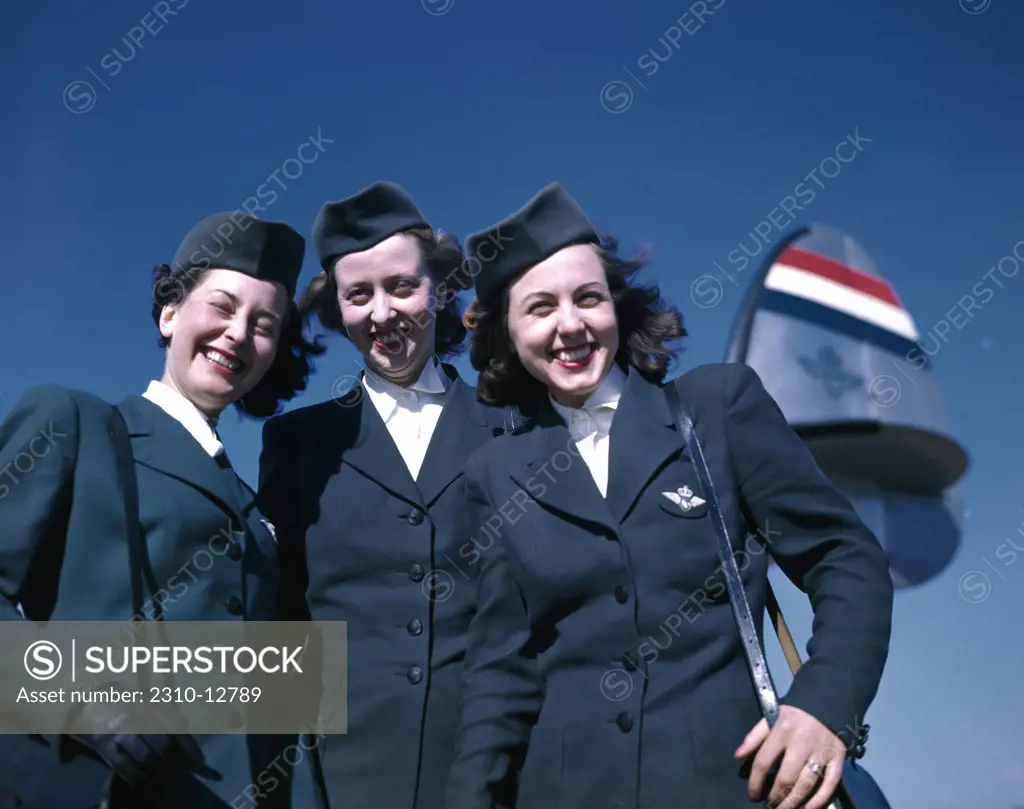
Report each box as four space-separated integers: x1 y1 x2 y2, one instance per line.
3 0 1023 804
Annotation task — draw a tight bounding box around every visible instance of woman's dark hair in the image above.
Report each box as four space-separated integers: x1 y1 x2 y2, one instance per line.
150 264 326 419
463 233 687 415
296 227 468 359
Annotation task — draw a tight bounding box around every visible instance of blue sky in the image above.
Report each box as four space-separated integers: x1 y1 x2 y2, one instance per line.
3 0 1023 804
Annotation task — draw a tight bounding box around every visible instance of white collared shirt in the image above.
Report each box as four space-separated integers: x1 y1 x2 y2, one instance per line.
361 360 450 480
549 363 627 498
142 380 223 458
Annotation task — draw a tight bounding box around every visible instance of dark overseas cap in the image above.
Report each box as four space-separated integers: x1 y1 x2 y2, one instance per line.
465 182 599 307
312 181 430 271
171 212 306 298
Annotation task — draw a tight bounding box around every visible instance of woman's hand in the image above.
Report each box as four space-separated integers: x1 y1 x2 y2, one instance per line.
734 704 845 809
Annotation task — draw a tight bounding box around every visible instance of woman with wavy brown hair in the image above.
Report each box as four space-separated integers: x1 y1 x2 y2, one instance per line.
257 181 524 809
445 183 893 809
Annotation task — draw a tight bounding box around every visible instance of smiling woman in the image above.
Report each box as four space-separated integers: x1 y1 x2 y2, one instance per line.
298 206 468 373
445 183 894 809
154 267 287 404
257 181 527 809
152 260 324 420
464 188 685 416
0 211 325 809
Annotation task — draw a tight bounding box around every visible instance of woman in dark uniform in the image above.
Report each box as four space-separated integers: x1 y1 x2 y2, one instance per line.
444 183 895 809
257 181 521 809
0 211 323 809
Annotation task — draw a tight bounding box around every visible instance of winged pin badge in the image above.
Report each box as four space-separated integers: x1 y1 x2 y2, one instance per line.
662 485 706 512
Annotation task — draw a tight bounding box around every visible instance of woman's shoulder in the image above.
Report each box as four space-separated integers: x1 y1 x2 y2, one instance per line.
262 393 356 438
7 383 109 420
465 423 532 480
0 384 117 452
450 373 532 435
660 361 782 442
665 361 777 417
668 361 763 401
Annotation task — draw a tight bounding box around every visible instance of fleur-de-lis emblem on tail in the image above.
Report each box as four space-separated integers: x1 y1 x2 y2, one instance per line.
662 485 705 512
797 345 863 401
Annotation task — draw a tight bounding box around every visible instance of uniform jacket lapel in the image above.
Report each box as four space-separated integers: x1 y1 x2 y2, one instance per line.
335 385 423 507
509 403 618 538
605 373 685 523
415 373 501 507
117 395 252 530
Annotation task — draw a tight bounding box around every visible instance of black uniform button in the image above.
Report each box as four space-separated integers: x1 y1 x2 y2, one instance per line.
407 666 423 684
616 712 633 733
622 652 637 671
407 509 424 526
226 541 243 561
614 585 629 604
407 618 423 636
409 564 425 582
225 596 243 615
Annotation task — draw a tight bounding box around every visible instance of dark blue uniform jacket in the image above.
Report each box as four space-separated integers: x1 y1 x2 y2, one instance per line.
445 363 894 809
258 364 518 809
0 385 317 809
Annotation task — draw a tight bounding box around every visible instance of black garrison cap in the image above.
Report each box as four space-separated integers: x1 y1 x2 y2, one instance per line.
465 182 599 307
171 212 305 297
312 181 430 271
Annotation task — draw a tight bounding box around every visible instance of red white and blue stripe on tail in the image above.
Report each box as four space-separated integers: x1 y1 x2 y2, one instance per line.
759 245 924 362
